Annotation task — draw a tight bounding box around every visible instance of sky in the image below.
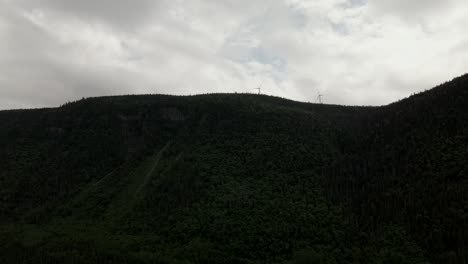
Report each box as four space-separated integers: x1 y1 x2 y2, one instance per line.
1 0 467 109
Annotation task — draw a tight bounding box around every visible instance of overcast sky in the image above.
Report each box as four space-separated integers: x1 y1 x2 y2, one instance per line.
1 0 467 109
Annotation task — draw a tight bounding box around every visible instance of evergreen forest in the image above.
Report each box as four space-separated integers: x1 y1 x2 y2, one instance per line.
0 75 467 263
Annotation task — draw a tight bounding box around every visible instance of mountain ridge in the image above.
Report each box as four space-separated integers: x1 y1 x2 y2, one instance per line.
0 74 467 264
3 73 467 113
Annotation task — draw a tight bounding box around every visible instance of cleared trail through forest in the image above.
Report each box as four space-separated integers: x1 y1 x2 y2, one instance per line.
104 142 172 219
134 142 171 198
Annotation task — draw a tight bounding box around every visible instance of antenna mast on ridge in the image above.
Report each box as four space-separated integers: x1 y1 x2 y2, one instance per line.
254 82 263 95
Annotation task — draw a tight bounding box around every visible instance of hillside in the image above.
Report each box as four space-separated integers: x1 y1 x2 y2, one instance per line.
0 75 467 264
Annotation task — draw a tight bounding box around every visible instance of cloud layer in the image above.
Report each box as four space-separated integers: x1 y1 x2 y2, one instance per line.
1 0 467 109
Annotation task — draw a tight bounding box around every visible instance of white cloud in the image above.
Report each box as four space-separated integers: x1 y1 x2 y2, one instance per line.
0 0 467 109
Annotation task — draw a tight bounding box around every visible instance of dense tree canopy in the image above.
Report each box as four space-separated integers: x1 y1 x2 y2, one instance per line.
0 75 467 263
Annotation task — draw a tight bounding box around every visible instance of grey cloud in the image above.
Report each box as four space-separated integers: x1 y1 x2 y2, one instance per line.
13 0 162 31
0 4 64 107
0 0 467 109
0 3 145 107
369 0 466 20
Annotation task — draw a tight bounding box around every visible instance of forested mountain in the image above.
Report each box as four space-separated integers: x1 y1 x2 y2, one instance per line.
0 74 466 264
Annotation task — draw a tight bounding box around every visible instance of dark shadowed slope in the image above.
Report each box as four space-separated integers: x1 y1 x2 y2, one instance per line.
0 74 467 264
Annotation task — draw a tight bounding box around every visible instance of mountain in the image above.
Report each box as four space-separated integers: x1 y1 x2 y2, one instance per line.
0 75 467 264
